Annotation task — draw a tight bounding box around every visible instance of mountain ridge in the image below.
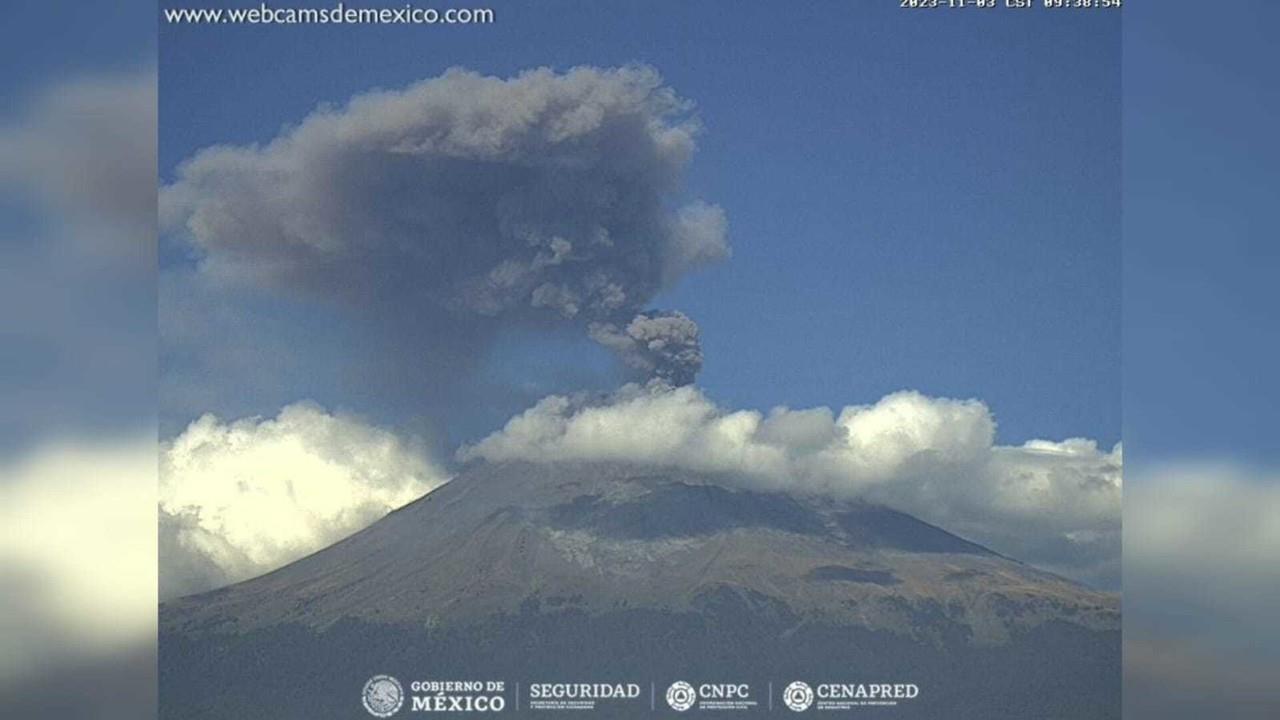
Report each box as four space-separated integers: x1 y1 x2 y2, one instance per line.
163 461 1116 640
160 460 1120 719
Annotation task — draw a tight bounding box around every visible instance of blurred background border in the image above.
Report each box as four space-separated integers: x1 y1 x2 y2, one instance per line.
1 1 1277 718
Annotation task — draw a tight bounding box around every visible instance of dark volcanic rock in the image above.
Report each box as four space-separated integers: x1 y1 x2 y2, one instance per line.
160 461 1119 719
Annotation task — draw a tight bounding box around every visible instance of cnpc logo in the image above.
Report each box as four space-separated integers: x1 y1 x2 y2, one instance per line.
665 681 696 712
665 682 752 711
699 683 750 701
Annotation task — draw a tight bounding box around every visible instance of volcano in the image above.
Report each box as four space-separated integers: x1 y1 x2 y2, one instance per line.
160 461 1119 719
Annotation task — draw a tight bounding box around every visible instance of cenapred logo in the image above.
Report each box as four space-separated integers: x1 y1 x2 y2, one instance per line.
782 681 814 712
362 675 405 717
666 681 697 712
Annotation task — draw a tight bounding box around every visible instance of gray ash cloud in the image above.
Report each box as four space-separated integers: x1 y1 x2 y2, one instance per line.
162 66 728 387
589 310 703 386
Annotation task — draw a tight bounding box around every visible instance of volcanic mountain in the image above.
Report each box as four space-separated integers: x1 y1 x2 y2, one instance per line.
160 461 1120 719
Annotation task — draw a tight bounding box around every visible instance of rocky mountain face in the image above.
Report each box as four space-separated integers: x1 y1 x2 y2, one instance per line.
161 461 1119 719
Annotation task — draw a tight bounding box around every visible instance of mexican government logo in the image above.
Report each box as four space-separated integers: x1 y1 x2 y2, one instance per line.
362 675 405 717
364 677 506 713
665 681 697 712
782 681 814 712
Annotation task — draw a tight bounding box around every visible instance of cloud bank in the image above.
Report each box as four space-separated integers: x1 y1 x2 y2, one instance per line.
161 66 727 388
462 382 1121 586
159 402 446 599
0 437 156 682
1125 465 1280 718
1126 466 1280 628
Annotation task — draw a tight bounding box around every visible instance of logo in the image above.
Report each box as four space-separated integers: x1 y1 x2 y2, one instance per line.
363 675 405 717
666 681 697 712
782 681 814 712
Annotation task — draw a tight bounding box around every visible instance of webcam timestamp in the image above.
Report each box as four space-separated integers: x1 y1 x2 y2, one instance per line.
901 0 1122 9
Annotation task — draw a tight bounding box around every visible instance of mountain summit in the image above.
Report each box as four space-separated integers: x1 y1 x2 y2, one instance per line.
161 461 1119 719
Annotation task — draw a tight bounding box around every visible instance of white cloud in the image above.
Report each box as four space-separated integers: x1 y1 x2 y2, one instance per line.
160 402 447 600
1125 464 1280 639
1124 464 1280 718
461 382 1122 585
1127 465 1280 585
0 436 156 682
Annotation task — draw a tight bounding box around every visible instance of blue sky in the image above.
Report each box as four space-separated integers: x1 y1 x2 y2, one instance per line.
1124 0 1280 466
160 1 1120 448
2 1 153 99
1121 6 1280 716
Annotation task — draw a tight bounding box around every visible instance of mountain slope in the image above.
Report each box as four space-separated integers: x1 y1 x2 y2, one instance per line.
161 461 1119 719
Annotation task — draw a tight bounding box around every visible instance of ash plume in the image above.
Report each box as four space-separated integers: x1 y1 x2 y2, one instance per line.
162 66 728 390
589 310 703 386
